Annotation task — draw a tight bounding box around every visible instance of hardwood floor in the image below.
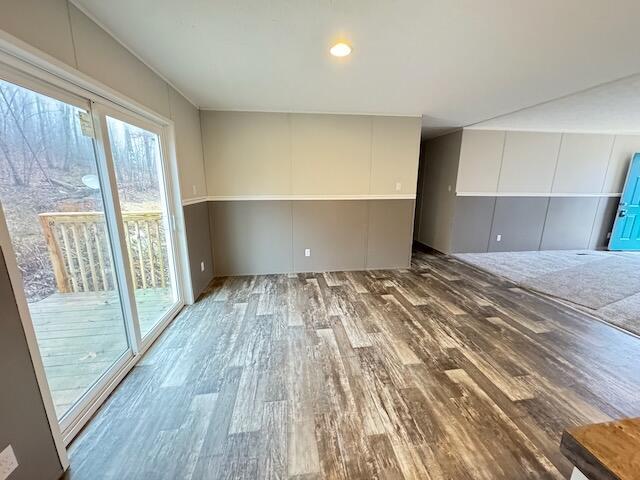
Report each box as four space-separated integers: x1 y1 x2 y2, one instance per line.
64 250 640 479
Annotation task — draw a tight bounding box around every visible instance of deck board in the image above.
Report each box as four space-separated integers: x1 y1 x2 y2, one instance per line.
29 288 174 417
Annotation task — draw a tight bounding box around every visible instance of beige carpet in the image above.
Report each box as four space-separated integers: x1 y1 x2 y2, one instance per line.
456 250 640 337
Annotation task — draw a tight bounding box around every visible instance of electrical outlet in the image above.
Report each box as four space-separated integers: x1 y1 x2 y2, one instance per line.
447 185 452 192
496 234 502 242
304 248 311 257
0 445 18 480
192 185 197 195
395 182 402 191
200 261 205 272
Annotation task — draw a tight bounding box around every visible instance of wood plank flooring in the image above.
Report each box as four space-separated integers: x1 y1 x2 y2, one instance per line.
64 250 640 479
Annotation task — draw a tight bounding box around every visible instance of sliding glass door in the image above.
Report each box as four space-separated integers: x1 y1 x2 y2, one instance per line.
0 69 183 437
103 111 179 340
0 77 133 425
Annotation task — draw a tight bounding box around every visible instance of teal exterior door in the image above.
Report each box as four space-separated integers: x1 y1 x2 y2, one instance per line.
609 153 640 250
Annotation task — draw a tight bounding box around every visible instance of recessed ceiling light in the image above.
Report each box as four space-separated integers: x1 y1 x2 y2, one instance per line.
330 42 352 57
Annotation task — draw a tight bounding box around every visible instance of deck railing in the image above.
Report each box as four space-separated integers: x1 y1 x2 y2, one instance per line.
39 211 168 293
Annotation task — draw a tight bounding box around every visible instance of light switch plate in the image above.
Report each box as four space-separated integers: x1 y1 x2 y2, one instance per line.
0 445 18 480
395 182 402 191
496 234 502 242
304 248 311 257
200 261 205 272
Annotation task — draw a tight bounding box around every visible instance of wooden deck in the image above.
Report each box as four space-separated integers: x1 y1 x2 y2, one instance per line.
29 288 174 417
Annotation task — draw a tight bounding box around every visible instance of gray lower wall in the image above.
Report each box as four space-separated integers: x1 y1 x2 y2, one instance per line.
183 202 215 298
589 196 620 249
0 248 62 480
450 195 619 253
208 199 414 276
450 196 496 253
367 200 417 269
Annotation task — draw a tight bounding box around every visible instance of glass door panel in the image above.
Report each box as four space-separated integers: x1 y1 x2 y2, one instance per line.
0 78 132 421
105 115 178 339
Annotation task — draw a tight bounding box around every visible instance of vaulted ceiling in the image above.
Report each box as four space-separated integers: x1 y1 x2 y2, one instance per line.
73 0 640 135
471 73 640 134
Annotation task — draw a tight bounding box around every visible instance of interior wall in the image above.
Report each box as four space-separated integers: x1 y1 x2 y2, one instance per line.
0 247 62 480
182 202 214 297
201 111 421 198
0 0 213 297
451 129 640 253
414 130 463 253
168 86 207 202
201 111 421 275
209 199 415 276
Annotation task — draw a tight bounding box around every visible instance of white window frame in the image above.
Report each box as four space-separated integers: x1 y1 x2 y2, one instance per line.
93 102 186 349
0 29 195 469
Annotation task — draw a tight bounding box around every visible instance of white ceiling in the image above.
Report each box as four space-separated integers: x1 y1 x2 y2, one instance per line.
469 73 640 134
73 0 640 135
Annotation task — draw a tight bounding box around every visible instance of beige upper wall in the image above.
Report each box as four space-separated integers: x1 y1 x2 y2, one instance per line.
0 0 206 201
201 111 421 198
202 112 291 196
604 135 640 194
498 132 562 194
0 0 77 67
371 116 423 195
291 114 372 195
552 133 614 194
457 128 640 195
457 130 504 193
168 87 207 199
